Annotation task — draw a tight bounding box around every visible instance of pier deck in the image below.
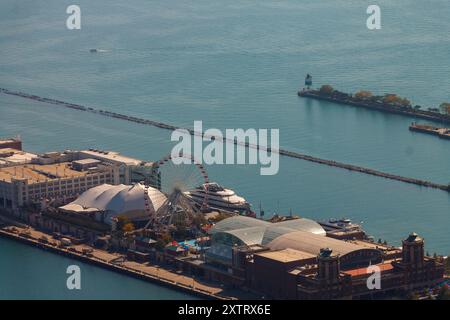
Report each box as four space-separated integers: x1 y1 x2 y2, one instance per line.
0 217 256 300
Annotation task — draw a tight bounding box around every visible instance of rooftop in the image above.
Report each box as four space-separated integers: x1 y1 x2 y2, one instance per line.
80 150 144 166
59 183 167 224
350 239 399 251
267 230 381 258
0 138 21 144
343 262 394 277
255 248 316 263
0 162 98 183
72 158 101 165
211 215 326 238
0 148 37 166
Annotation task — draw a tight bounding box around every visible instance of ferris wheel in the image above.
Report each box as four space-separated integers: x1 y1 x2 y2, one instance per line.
144 153 210 230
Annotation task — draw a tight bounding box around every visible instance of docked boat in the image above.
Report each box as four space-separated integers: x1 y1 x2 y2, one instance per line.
318 218 368 240
185 182 251 213
319 218 361 231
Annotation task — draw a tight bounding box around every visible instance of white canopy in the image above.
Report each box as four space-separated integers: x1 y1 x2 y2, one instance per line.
60 183 167 224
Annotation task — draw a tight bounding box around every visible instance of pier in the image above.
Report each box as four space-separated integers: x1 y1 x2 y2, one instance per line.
1 88 449 192
0 220 242 300
298 89 450 125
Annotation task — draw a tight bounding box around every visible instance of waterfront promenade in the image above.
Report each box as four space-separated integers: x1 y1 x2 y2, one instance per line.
1 88 449 193
0 216 254 300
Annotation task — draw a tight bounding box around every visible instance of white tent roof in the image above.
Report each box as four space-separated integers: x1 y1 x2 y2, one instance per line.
60 183 167 223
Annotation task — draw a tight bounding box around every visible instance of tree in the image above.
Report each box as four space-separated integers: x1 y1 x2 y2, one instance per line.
406 292 420 300
319 85 334 95
440 102 450 115
354 90 373 100
122 222 135 233
160 232 172 245
116 215 131 231
382 94 411 107
155 239 166 251
192 214 207 229
383 94 398 104
399 98 411 107
436 285 450 300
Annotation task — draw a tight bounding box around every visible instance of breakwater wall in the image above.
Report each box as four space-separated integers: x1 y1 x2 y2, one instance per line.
1 88 449 192
298 90 450 125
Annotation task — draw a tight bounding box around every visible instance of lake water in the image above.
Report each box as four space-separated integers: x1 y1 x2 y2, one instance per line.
1 0 449 299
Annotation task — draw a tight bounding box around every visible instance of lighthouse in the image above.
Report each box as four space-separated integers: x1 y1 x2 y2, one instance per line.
305 74 312 89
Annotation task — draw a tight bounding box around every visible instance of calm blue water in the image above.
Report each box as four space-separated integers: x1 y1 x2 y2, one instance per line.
1 0 450 299
0 237 196 299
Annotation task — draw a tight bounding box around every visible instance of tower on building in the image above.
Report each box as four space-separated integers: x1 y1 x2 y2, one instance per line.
402 232 425 268
317 247 340 283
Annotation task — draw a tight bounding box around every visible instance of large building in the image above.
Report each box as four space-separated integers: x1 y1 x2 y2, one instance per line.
202 216 445 299
0 148 37 167
0 147 158 212
0 159 119 210
77 149 157 186
206 215 327 267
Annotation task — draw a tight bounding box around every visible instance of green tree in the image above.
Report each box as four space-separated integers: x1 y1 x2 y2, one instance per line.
399 98 411 107
440 102 450 115
160 232 172 245
319 85 334 95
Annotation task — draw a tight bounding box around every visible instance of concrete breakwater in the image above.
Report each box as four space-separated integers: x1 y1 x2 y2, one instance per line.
1 88 449 192
298 90 450 125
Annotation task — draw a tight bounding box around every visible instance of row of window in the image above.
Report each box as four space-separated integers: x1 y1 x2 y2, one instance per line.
23 178 112 198
28 174 111 189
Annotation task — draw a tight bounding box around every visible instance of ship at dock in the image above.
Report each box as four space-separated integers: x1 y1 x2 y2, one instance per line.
184 182 251 214
318 218 369 241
